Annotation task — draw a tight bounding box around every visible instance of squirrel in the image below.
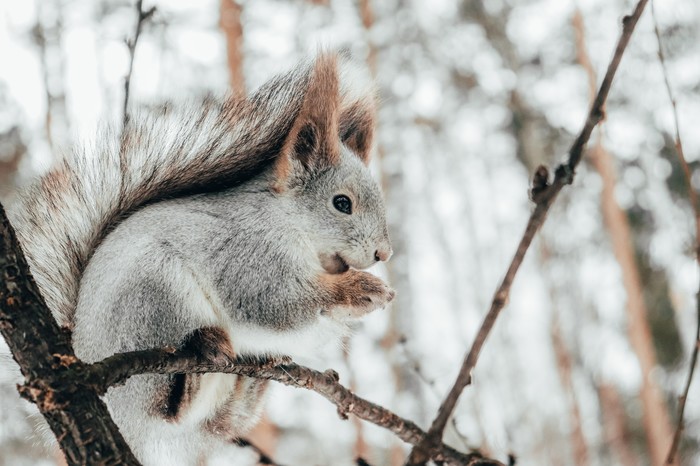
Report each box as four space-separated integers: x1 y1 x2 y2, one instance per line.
8 53 394 465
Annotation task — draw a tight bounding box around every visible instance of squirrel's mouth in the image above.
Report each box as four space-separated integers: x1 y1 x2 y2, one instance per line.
320 253 350 274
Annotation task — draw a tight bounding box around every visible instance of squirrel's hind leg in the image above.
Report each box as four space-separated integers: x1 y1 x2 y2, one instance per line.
156 326 237 421
203 376 269 440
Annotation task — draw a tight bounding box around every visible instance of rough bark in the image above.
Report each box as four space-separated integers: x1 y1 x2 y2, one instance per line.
86 348 502 466
0 204 141 466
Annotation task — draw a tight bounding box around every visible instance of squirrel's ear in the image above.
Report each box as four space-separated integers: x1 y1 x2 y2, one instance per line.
273 54 341 191
338 60 376 165
339 99 375 165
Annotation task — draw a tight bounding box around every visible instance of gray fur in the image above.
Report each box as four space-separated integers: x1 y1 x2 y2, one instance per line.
71 146 393 464
13 54 392 465
8 55 372 328
74 147 389 351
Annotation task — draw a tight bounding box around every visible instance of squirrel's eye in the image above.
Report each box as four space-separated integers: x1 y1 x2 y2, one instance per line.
333 195 352 214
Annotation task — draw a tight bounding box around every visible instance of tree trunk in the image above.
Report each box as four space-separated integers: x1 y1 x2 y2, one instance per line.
220 0 245 96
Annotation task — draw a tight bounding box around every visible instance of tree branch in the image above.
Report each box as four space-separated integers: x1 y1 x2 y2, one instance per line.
407 1 650 463
1 196 502 464
85 348 503 466
651 1 700 463
0 204 142 466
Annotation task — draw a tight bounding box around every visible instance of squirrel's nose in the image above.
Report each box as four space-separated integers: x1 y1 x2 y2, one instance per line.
374 248 392 262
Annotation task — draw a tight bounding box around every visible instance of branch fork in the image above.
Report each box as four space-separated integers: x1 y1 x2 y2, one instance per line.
407 2 650 464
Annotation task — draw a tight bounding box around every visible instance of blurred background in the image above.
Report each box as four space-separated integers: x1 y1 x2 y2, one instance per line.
1 0 699 465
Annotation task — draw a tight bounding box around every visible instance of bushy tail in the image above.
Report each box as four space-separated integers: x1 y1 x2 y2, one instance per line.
9 53 375 328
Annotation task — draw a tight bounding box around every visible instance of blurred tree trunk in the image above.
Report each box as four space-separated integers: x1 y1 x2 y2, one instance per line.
33 1 69 150
598 384 638 466
350 377 371 460
220 0 245 96
573 10 677 465
551 317 589 465
590 141 676 465
359 1 423 464
464 1 559 170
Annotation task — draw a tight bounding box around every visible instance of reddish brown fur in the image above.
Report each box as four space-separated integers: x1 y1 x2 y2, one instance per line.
273 54 342 192
184 326 236 364
317 269 393 317
303 53 341 167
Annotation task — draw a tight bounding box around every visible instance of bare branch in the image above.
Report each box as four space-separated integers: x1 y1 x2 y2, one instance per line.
407 1 651 463
651 1 700 463
86 348 503 466
123 0 156 128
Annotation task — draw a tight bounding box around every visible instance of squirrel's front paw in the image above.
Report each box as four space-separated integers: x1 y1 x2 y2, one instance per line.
354 275 395 316
323 270 395 318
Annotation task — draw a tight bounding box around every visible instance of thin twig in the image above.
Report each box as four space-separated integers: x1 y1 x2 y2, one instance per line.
406 1 650 463
666 287 700 465
651 1 700 463
401 342 473 452
123 0 156 129
650 1 700 246
85 348 503 466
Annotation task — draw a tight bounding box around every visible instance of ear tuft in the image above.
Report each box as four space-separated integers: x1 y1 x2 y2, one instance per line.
302 53 341 166
273 53 342 191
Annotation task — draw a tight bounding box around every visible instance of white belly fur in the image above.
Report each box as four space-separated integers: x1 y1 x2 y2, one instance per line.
227 314 351 361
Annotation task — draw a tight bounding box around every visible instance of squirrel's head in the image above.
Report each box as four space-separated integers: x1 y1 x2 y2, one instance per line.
270 53 391 273
301 148 391 272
